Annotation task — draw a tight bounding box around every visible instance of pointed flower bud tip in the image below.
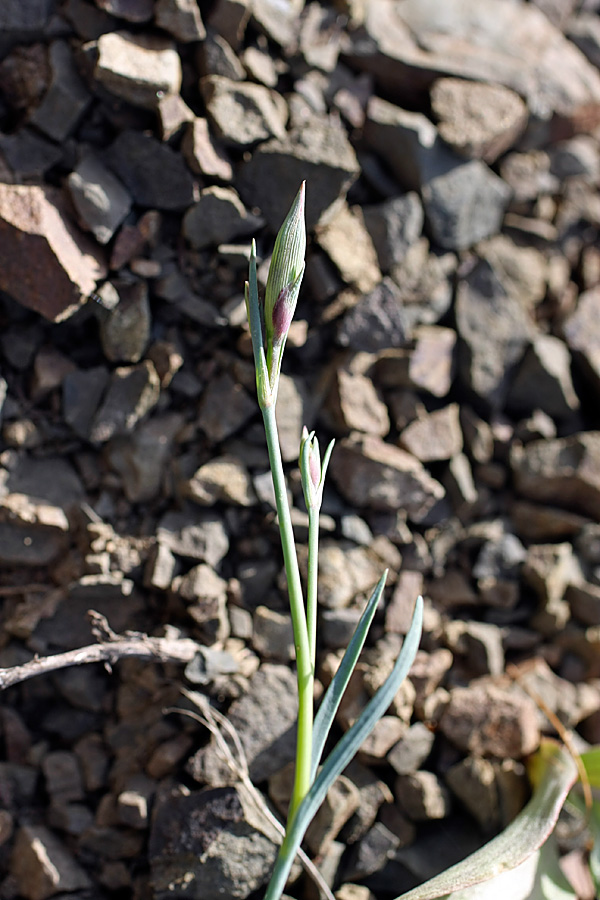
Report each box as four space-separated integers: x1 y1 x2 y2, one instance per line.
264 183 307 347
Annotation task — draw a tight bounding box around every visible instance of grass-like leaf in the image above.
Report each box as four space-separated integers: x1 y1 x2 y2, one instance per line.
394 741 579 900
310 570 388 781
263 594 423 900
579 746 600 788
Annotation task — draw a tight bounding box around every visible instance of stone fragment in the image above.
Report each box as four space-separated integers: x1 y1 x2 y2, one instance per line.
337 279 408 352
387 722 435 776
363 192 424 273
67 153 131 246
12 824 91 900
364 97 511 250
345 0 600 131
96 0 154 20
399 403 462 462
95 31 181 109
198 373 256 443
431 78 527 163
316 203 381 293
274 372 308 463
512 432 600 519
183 186 259 249
198 30 245 80
117 774 155 829
567 581 600 627
184 455 255 506
251 0 304 47
0 184 106 321
563 285 600 394
237 116 359 231
325 368 389 437
377 326 456 398
507 335 579 419
513 658 600 729
0 43 49 113
90 360 160 443
106 130 194 211
98 280 151 363
242 45 278 87
63 365 110 439
0 493 69 567
30 40 91 142
181 117 233 181
172 564 230 644
385 571 424 635
568 13 600 71
395 771 450 822
252 606 294 661
445 756 500 832
317 540 382 610
332 434 445 521
5 457 84 510
320 608 363 650
157 510 229 567
157 92 195 140
0 128 62 180
202 75 287 147
150 783 278 900
42 751 84 805
440 683 540 758
456 260 534 409
107 412 183 503
345 821 402 883
207 0 252 49
522 542 580 633
188 664 297 784
154 0 206 41
444 620 505 677
479 234 547 311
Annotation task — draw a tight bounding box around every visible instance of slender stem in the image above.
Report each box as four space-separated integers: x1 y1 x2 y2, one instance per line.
306 507 320 668
261 404 313 822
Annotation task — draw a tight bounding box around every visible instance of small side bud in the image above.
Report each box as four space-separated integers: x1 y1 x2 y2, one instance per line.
300 427 334 511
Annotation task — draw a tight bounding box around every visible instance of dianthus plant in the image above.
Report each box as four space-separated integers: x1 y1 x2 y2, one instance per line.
245 183 423 899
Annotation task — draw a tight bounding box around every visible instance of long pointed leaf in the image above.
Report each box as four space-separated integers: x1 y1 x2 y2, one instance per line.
311 571 388 781
264 595 423 900
395 741 579 900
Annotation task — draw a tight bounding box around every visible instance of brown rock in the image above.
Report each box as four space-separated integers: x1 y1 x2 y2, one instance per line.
431 78 528 163
399 403 462 462
562 285 600 395
181 117 233 181
0 184 106 321
331 434 445 521
202 75 287 147
94 31 181 109
12 824 91 900
316 203 381 294
326 368 390 437
512 432 600 519
440 683 540 758
395 771 450 821
376 326 456 397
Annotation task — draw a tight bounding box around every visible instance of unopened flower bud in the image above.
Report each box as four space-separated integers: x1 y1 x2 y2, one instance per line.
300 426 334 511
264 182 306 391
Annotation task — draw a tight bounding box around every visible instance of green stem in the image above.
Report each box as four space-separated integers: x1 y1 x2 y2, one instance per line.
261 404 313 823
306 507 319 668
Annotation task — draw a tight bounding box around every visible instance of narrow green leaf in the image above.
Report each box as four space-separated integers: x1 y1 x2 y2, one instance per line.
395 742 579 900
311 571 388 782
264 595 423 900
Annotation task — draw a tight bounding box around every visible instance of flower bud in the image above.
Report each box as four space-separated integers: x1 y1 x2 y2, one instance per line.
264 182 306 391
300 426 334 511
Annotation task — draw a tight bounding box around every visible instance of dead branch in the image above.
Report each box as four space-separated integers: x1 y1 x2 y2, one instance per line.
0 611 206 690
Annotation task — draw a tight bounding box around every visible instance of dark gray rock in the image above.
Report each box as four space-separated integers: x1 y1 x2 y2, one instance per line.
98 280 151 364
155 0 206 42
562 285 600 395
198 373 256 443
337 278 408 352
456 260 534 409
197 31 245 80
157 509 229 567
107 412 183 503
90 361 160 443
362 192 424 273
507 334 579 419
105 130 194 211
237 115 359 231
95 0 154 21
30 40 91 142
344 821 401 882
0 128 63 179
387 723 435 776
188 664 298 784
182 187 261 249
63 366 110 440
512 432 600 519
150 784 278 900
0 494 69 567
331 434 445 522
445 757 500 832
395 771 451 822
202 75 287 147
67 153 132 246
6 456 84 509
